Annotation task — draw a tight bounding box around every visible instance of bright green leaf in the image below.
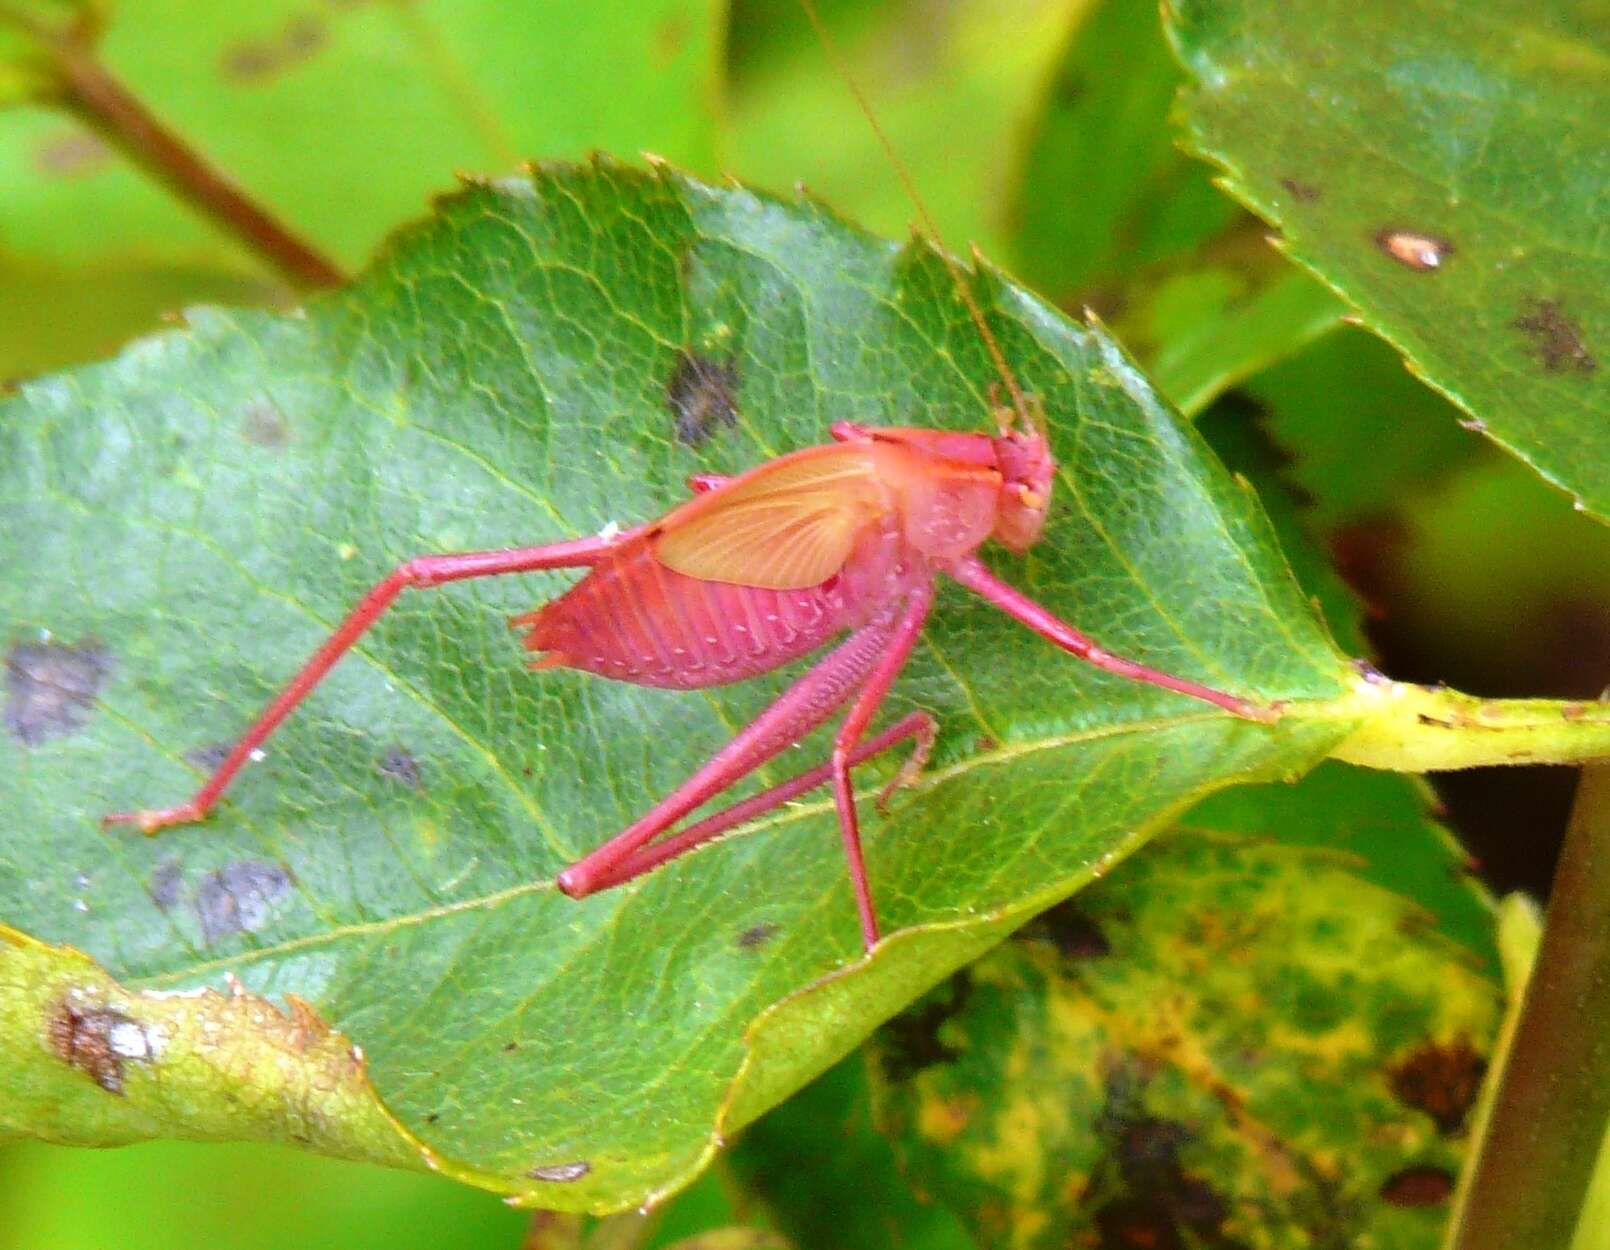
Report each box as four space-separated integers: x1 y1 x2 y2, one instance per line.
1165 0 1610 518
730 0 1068 264
0 0 720 373
0 161 1353 1210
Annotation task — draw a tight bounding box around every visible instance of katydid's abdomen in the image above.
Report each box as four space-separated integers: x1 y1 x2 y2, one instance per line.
512 512 923 690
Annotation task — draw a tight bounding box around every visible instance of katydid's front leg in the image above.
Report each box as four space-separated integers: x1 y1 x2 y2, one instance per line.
946 556 1279 722
555 609 902 901
103 536 629 833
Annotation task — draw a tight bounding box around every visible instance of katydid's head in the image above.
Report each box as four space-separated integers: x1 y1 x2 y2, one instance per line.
991 398 1053 552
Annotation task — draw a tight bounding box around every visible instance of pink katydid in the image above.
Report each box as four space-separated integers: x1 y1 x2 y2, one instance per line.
106 7 1282 953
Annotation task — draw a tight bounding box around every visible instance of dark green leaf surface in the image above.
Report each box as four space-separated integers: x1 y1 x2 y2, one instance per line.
0 162 1351 1209
733 1056 975 1250
1166 0 1610 517
871 829 1500 1249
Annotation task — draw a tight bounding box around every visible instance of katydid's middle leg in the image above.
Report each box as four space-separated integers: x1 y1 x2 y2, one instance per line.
828 580 936 949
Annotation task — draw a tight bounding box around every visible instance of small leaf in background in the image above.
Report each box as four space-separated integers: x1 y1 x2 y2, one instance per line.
1008 0 1237 300
869 818 1500 1248
0 159 1352 1209
0 0 721 375
1006 0 1346 417
1247 327 1479 528
730 0 1068 263
1166 0 1610 518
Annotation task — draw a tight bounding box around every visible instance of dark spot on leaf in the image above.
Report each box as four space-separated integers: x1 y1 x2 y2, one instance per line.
34 131 112 179
379 747 422 788
1512 298 1597 373
528 1160 591 1182
185 740 233 771
1089 1066 1248 1249
667 351 739 447
1374 229 1452 272
1379 1165 1453 1207
737 922 780 948
655 11 690 63
148 858 184 911
5 638 114 746
1055 68 1087 106
1094 1199 1184 1250
879 970 971 1081
241 401 290 448
48 1002 149 1094
424 1112 440 1124
1280 177 1320 202
195 860 294 943
973 735 998 753
502 1040 519 1052
1021 898 1111 959
222 16 328 83
1389 1040 1485 1134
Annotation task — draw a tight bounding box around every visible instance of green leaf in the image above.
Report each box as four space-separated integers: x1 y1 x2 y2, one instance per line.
1005 0 1344 417
1247 327 1479 527
730 0 1068 264
0 161 1352 1210
869 826 1501 1249
1009 0 1239 300
0 0 720 373
1115 227 1345 417
1165 0 1610 518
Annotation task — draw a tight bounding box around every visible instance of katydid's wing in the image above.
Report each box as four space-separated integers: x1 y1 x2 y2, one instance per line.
654 446 891 589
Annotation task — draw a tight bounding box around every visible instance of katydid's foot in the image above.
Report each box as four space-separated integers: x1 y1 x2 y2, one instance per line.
1239 699 1284 725
102 801 206 835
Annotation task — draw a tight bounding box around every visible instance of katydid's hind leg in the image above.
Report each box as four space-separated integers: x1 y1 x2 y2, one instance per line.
555 614 899 901
580 712 935 893
829 582 936 950
103 536 624 835
946 556 1281 723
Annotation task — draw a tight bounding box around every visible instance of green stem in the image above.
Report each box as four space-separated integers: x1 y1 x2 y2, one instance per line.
1448 762 1610 1249
40 36 344 290
1327 678 1610 771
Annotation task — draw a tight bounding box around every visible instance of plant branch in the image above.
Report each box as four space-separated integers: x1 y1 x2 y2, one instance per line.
1448 760 1610 1249
1328 677 1610 771
45 39 344 290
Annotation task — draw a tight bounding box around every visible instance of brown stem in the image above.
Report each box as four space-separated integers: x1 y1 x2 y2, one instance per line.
46 41 344 290
1449 761 1610 1249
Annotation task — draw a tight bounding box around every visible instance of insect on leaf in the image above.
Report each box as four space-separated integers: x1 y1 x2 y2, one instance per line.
0 160 1353 1210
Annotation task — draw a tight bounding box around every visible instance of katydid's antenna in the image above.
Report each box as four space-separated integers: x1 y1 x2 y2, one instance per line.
797 0 1033 430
